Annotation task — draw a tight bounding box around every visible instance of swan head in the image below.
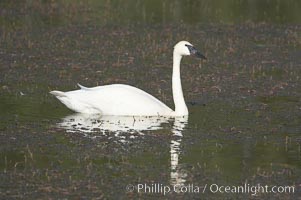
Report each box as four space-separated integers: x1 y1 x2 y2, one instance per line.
174 41 206 59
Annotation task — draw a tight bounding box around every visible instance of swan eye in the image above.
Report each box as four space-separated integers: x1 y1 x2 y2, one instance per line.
185 44 193 50
185 44 194 52
185 44 207 59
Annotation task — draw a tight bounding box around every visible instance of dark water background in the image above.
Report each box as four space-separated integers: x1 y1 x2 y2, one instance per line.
0 1 300 199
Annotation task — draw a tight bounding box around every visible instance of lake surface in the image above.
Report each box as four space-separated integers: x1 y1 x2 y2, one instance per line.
0 1 300 199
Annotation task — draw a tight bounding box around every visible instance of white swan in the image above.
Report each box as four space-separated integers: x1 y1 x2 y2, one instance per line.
50 41 206 116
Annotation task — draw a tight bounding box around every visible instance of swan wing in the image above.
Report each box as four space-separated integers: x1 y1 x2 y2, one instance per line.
77 83 89 90
50 84 173 116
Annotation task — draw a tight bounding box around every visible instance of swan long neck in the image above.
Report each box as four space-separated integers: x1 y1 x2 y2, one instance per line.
172 52 188 116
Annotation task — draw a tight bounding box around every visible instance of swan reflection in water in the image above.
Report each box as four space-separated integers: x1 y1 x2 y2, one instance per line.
170 116 188 187
56 114 188 186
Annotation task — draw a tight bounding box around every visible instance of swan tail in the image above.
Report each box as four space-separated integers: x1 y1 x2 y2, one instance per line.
50 90 77 112
49 90 67 97
50 89 101 113
77 83 89 90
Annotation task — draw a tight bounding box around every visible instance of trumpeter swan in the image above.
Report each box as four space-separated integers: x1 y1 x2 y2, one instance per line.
50 41 206 116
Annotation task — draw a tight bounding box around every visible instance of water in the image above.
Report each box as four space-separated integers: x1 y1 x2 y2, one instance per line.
0 1 300 199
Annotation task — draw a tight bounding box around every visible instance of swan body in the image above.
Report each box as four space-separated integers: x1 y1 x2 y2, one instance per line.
50 84 174 115
50 41 206 116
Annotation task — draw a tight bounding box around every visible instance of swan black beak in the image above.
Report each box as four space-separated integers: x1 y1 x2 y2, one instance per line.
186 44 207 59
